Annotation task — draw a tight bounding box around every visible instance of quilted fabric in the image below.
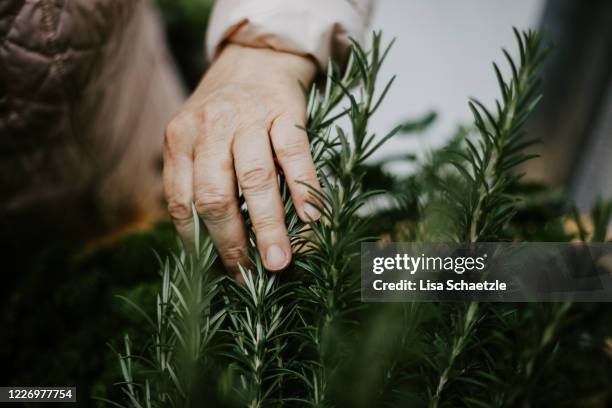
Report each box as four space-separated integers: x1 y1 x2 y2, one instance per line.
0 0 184 237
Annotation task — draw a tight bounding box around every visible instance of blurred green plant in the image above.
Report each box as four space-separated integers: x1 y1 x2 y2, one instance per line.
156 0 213 26
155 0 214 89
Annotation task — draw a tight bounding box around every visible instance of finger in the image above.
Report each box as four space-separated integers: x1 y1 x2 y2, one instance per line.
193 121 249 276
233 124 291 271
163 114 199 250
270 113 321 222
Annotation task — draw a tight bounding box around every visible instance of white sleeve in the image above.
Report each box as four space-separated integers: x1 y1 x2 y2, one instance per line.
206 0 373 70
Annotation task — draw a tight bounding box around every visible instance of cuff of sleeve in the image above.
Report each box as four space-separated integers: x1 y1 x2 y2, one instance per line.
205 0 370 71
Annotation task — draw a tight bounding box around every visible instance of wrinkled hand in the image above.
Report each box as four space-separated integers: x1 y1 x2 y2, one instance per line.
163 44 320 275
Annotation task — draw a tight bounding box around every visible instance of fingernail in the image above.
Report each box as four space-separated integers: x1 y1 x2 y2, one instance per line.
303 202 320 221
266 244 288 270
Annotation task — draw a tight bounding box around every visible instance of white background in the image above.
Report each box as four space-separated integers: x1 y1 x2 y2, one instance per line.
367 0 545 172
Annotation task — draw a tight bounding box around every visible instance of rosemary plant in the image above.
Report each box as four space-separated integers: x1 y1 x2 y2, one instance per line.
220 253 294 407
104 208 224 407
424 29 549 408
105 28 610 408
292 32 400 406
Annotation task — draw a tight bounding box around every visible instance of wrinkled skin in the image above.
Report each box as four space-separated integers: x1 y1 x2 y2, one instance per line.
163 44 320 276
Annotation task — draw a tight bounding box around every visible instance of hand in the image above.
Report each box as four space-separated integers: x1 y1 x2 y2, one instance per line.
163 44 321 275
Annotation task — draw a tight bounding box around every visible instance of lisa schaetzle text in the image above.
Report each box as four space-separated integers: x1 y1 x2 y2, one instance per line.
371 277 507 292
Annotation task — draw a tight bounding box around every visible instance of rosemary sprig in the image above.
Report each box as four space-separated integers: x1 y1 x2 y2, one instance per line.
427 29 549 407
222 251 295 407
291 32 400 406
108 208 224 408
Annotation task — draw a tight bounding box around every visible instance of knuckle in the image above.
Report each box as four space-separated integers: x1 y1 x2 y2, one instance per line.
165 112 190 137
219 245 247 264
290 167 318 185
198 98 241 129
167 198 192 222
236 119 265 136
163 124 178 150
194 190 234 222
252 214 284 235
238 163 276 192
164 113 193 152
199 102 228 123
275 138 309 161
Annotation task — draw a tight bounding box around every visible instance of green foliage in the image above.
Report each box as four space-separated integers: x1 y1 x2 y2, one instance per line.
103 30 612 408
220 257 296 407
0 222 179 403
156 0 213 28
412 29 549 408
290 34 401 406
98 212 223 407
154 0 214 89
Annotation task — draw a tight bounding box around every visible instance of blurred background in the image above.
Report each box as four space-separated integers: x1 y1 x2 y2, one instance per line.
368 0 544 169
367 0 612 212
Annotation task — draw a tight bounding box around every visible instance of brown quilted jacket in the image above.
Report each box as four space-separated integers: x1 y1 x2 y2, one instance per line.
0 0 184 239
